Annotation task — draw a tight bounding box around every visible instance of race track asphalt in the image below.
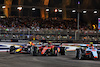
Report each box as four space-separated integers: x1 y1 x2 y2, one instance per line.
0 52 100 67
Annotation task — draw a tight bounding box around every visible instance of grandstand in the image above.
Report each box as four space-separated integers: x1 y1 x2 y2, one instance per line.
0 17 99 42
0 0 100 43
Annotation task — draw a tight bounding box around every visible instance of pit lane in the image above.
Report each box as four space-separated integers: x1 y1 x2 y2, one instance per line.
0 52 100 67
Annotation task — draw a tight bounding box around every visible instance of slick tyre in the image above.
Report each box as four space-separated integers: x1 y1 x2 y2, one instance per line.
56 52 61 56
30 47 34 56
98 53 100 59
78 49 83 60
31 51 34 56
65 51 67 56
13 50 16 54
46 53 48 56
75 49 78 58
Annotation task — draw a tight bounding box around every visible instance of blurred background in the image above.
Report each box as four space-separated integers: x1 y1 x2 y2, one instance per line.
0 0 100 43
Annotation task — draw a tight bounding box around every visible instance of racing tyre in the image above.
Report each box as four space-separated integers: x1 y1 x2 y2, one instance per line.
10 46 15 54
78 49 83 60
46 53 48 56
57 52 59 56
97 52 100 60
56 52 61 56
75 49 78 58
98 53 100 59
10 50 15 54
31 51 34 56
60 47 65 55
30 47 34 56
65 51 67 56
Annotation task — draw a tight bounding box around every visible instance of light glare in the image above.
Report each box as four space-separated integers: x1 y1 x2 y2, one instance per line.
58 9 62 12
72 10 76 12
32 8 35 10
94 11 97 13
2 6 6 9
17 7 22 10
83 10 87 13
46 9 49 12
55 9 58 12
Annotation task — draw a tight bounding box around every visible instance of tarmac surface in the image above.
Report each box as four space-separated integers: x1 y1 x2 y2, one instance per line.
0 52 100 67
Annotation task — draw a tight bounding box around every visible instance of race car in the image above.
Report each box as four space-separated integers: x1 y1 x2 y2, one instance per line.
75 44 100 60
9 41 36 54
30 45 65 56
9 45 31 54
30 45 58 56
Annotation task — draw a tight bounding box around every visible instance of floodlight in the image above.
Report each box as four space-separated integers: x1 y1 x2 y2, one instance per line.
32 8 35 10
83 10 87 13
72 10 76 13
17 7 22 11
2 6 6 9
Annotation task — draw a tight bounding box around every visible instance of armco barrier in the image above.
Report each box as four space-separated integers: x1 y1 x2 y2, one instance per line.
0 39 18 42
1 40 11 42
0 42 100 52
18 40 29 43
62 43 100 47
11 39 18 42
0 39 29 42
62 43 100 51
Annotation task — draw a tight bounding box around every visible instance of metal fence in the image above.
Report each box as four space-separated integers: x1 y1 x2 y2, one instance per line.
0 28 100 41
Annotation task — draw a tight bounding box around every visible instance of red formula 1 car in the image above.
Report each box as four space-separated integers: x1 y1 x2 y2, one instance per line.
30 45 65 56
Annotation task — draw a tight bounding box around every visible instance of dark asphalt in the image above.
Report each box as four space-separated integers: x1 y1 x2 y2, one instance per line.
0 52 100 67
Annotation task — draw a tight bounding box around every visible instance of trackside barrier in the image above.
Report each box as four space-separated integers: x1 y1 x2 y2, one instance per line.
62 43 100 46
62 43 100 51
0 42 100 52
